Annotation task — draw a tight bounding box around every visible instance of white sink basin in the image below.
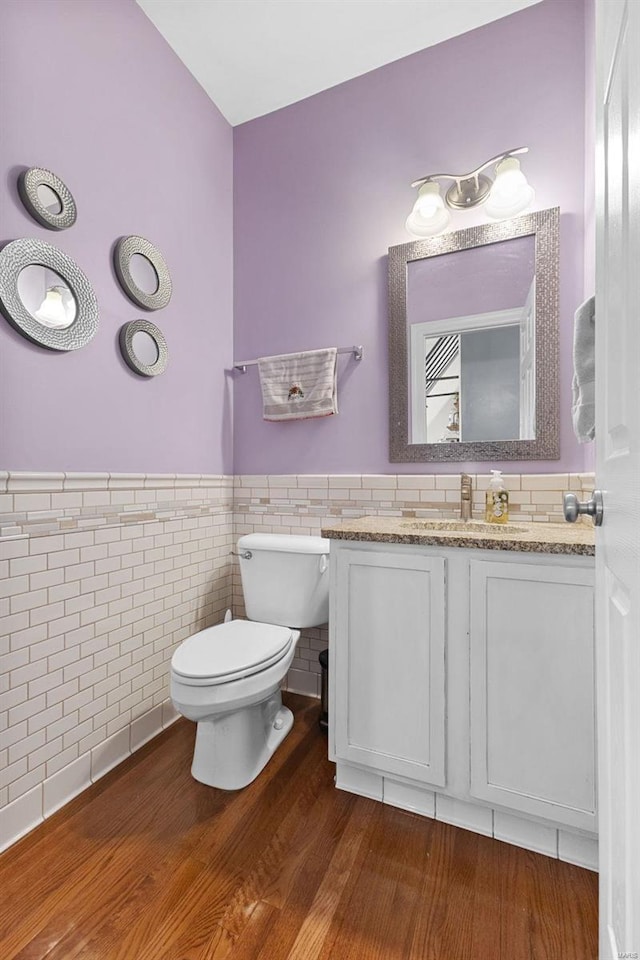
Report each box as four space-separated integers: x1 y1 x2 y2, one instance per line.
400 519 529 535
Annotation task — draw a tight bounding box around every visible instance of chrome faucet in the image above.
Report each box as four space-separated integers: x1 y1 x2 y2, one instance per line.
460 473 473 521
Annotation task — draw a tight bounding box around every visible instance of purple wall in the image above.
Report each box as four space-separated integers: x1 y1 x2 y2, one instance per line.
584 0 596 299
0 0 233 474
233 0 587 474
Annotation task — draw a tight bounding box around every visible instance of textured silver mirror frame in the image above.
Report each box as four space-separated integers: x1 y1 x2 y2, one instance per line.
388 206 560 463
119 319 168 377
0 238 99 351
18 167 77 231
114 236 172 311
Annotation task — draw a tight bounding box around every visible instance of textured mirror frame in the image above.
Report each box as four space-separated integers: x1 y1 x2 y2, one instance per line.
114 236 172 311
119 319 168 377
388 206 560 462
18 167 77 231
0 238 99 351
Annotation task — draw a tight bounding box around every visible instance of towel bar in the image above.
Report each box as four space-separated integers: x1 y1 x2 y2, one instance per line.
233 345 363 374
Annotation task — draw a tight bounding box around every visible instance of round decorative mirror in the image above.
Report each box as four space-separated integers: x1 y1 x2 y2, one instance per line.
0 239 98 351
119 319 168 377
18 167 77 230
114 236 171 311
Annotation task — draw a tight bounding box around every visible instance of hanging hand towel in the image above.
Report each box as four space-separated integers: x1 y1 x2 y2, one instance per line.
571 295 595 442
258 348 338 421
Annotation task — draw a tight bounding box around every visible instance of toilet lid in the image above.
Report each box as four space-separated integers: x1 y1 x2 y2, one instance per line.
171 619 294 684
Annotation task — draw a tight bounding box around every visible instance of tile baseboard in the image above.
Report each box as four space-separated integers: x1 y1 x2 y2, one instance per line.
335 762 597 872
0 698 178 854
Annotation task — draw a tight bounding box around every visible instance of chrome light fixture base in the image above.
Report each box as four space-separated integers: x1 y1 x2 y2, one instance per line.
445 173 492 209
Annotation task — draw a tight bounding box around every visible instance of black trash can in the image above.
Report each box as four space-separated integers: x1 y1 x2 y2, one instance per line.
319 649 329 731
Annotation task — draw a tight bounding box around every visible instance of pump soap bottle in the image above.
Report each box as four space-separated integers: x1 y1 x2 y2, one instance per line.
485 470 509 524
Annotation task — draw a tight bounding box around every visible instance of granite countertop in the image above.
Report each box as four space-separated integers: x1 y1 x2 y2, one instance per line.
321 516 595 556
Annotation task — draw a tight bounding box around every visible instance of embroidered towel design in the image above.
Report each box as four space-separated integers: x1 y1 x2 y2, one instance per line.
287 383 304 400
258 348 338 421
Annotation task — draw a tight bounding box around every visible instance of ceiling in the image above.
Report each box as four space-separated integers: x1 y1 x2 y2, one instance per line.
137 0 542 126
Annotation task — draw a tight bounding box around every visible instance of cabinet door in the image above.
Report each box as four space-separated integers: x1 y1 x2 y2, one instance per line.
469 559 596 830
334 547 446 786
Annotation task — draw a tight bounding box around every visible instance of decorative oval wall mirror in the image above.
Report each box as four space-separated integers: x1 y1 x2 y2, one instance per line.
119 319 168 377
18 167 77 230
0 238 98 351
388 207 560 462
114 236 172 311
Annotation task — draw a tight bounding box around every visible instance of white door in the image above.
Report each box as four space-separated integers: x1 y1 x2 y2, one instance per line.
596 1 640 955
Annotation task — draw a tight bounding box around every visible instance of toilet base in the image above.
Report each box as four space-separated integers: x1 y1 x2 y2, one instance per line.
191 691 294 790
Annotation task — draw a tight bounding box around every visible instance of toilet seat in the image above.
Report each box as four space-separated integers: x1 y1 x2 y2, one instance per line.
171 620 295 686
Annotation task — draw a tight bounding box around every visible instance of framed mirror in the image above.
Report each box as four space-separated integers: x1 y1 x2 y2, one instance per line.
388 207 559 462
119 319 168 377
18 167 77 230
0 238 98 351
114 236 172 311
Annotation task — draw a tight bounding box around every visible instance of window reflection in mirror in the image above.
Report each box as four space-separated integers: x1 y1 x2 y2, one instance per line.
407 236 536 446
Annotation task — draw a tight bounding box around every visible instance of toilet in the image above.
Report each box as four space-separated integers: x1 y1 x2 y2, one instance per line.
170 533 330 790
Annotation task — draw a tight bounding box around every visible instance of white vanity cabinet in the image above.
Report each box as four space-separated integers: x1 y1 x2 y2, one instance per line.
328 537 597 859
332 547 446 786
469 559 596 832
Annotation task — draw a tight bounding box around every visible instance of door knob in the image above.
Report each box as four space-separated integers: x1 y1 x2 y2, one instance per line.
563 490 603 526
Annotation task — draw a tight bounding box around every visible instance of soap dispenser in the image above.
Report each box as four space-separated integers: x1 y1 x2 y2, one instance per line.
485 470 509 524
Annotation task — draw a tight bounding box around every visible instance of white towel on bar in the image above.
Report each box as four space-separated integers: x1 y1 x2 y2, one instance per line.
258 348 338 421
571 295 595 442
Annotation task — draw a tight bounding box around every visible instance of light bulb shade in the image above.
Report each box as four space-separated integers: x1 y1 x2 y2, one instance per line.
34 286 76 329
405 182 451 237
484 157 535 220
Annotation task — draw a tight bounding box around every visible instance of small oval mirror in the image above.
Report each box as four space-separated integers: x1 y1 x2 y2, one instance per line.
131 329 159 366
129 253 159 295
16 264 77 329
119 319 168 376
114 236 171 310
36 183 63 216
18 167 77 230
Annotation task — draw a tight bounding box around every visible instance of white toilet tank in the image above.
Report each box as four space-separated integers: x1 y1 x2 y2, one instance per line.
237 533 330 628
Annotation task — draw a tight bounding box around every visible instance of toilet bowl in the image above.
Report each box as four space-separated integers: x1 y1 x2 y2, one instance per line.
170 533 330 790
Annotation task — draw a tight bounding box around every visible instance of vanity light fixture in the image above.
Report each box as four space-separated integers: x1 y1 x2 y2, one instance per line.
406 146 535 237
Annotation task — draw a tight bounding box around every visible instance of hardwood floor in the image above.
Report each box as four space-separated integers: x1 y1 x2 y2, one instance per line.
0 694 598 960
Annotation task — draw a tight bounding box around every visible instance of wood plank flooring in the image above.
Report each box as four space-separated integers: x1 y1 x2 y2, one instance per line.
0 694 598 959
